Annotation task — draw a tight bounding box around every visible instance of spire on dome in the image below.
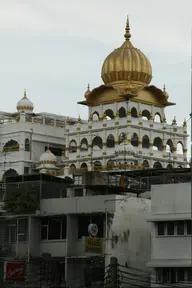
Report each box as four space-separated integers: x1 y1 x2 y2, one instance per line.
16 88 34 113
84 83 91 99
162 84 169 98
47 144 50 150
24 89 27 99
124 15 131 41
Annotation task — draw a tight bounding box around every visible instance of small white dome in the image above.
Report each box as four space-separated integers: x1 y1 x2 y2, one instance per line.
40 148 56 164
16 89 34 113
115 142 136 156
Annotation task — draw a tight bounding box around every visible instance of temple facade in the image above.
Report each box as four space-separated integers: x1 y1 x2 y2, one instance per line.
63 18 188 176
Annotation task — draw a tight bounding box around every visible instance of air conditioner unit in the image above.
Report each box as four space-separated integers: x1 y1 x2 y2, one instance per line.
31 163 37 170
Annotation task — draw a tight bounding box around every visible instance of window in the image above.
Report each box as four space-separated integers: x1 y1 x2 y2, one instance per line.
187 268 192 281
41 219 48 240
7 225 17 243
74 175 82 185
25 139 30 151
156 268 187 284
162 268 169 283
74 188 83 197
177 268 185 281
24 167 29 175
157 222 165 235
41 218 67 240
186 221 192 235
167 222 175 235
18 218 28 241
177 221 184 235
157 221 192 237
48 219 61 240
156 268 162 283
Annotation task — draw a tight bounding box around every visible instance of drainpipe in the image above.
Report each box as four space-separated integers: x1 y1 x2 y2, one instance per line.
29 128 33 161
27 215 31 262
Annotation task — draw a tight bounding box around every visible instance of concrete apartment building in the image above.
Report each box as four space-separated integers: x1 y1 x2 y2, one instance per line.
148 168 192 286
0 169 152 288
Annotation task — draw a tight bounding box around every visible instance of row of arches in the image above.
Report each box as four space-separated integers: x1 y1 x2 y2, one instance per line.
2 139 30 152
92 108 162 122
69 161 183 171
69 135 184 154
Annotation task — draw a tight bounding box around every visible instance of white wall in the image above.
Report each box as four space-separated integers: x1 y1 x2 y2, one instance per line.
149 182 192 269
150 183 191 220
105 196 151 271
40 194 117 215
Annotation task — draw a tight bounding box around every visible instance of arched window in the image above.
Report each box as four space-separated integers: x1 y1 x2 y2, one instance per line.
25 138 30 151
153 162 162 169
92 136 103 150
166 139 174 153
69 164 76 174
131 107 138 118
119 133 126 144
107 134 115 148
93 161 102 170
142 135 149 149
2 168 18 181
107 160 114 168
3 139 19 152
177 165 183 168
142 110 150 120
131 133 139 147
119 107 126 118
92 112 99 121
105 109 114 120
167 164 173 169
81 162 88 171
69 140 77 153
143 160 149 168
154 113 161 123
80 138 88 151
177 141 183 155
153 137 163 151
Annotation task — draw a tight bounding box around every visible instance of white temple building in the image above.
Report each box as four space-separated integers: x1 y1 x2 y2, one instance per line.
0 89 78 182
36 145 59 176
62 18 188 176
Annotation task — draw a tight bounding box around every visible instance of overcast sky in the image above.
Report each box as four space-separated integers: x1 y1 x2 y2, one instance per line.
0 0 191 130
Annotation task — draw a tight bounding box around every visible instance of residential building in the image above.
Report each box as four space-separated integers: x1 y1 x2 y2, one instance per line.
0 164 151 287
147 168 192 286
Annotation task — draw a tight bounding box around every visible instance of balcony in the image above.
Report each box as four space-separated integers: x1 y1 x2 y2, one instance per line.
0 242 29 259
66 117 185 135
40 240 67 257
68 237 105 258
40 194 117 215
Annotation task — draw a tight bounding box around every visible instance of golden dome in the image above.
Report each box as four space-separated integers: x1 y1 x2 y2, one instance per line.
162 85 169 98
101 17 152 94
84 84 91 99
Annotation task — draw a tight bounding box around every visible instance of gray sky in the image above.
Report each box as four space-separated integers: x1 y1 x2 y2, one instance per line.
0 0 191 129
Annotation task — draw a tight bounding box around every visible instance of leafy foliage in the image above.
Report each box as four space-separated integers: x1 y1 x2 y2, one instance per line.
2 188 38 214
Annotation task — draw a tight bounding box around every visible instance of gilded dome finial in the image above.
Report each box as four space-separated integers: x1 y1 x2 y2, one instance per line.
162 84 169 99
124 15 131 41
84 83 91 99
